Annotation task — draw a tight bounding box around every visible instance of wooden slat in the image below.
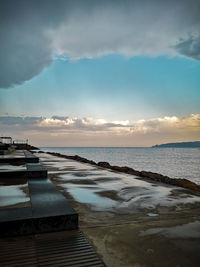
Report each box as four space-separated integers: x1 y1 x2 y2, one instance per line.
0 230 106 267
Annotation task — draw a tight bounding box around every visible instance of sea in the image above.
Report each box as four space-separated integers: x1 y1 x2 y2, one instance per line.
41 147 200 185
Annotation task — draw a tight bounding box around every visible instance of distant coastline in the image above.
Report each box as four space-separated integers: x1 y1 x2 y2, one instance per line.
152 141 200 148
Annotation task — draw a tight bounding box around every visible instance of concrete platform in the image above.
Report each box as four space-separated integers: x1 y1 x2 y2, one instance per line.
0 150 78 236
0 207 33 236
24 150 39 163
0 179 78 237
29 179 78 233
0 150 39 163
0 163 47 178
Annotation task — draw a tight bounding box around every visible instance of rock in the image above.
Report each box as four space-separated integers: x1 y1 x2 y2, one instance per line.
98 161 111 168
175 178 200 192
40 150 200 193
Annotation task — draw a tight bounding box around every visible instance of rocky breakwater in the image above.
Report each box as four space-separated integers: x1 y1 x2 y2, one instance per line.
38 151 200 193
97 162 200 192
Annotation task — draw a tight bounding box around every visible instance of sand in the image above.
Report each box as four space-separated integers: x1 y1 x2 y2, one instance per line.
38 152 200 267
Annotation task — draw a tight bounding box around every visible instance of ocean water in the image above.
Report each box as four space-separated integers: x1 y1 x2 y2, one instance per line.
41 147 200 184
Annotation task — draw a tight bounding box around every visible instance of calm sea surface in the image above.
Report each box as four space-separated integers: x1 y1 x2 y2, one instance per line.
41 147 200 184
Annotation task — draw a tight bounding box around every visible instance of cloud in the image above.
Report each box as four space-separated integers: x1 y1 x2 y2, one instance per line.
0 0 200 88
130 114 200 134
50 0 197 60
174 35 200 60
0 116 42 126
0 113 200 136
1 114 200 146
36 117 130 132
0 0 56 88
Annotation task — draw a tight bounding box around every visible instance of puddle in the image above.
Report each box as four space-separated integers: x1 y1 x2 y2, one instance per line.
38 154 67 161
59 168 200 212
39 153 97 171
140 221 200 238
0 184 30 207
40 153 200 213
64 186 117 211
0 151 25 159
117 183 200 212
0 164 26 171
42 161 69 170
147 213 158 217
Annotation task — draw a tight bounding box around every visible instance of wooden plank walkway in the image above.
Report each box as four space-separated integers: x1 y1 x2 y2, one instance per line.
0 230 106 267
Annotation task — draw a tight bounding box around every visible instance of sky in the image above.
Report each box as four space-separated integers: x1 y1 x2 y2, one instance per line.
0 0 200 146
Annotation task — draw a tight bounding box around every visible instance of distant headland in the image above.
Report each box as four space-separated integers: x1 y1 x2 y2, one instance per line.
152 141 200 148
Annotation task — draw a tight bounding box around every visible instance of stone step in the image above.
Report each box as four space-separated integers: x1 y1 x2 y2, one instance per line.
0 179 78 237
23 150 39 163
0 150 39 164
0 207 33 236
29 179 78 233
0 163 47 178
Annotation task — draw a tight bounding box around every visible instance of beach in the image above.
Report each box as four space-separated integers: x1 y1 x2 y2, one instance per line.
36 151 200 267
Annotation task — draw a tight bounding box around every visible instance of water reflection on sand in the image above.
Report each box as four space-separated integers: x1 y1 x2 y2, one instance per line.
58 168 200 212
38 153 200 213
0 184 30 208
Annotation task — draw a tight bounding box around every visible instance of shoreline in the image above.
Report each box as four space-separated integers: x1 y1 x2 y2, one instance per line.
36 150 200 193
36 150 200 267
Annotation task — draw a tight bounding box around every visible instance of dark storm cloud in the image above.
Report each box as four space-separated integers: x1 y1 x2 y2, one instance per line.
175 35 200 60
0 0 200 89
0 0 68 88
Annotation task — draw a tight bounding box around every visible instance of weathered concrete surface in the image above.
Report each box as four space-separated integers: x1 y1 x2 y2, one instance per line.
0 151 78 236
0 179 78 236
0 150 39 163
38 152 200 267
0 162 47 178
28 178 78 233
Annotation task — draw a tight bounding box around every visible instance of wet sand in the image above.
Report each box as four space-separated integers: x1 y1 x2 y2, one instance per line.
38 152 200 267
